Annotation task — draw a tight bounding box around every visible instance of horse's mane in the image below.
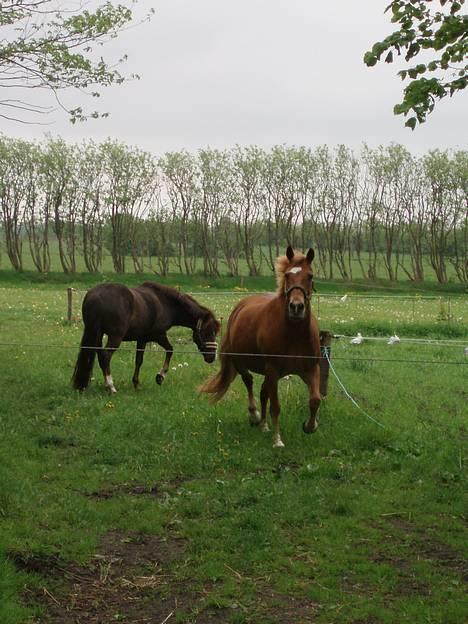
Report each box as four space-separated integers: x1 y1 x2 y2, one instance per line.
141 282 213 319
275 251 307 294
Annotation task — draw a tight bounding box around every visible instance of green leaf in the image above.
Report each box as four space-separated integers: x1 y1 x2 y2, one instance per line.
363 52 378 67
405 117 417 130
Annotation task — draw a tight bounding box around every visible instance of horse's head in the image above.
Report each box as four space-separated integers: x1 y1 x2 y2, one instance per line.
282 245 315 321
193 313 221 363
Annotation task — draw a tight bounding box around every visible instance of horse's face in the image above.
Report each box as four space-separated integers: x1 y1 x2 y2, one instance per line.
284 246 315 321
193 315 221 363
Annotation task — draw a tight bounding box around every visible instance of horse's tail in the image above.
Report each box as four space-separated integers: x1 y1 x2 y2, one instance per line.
72 321 101 391
199 353 237 403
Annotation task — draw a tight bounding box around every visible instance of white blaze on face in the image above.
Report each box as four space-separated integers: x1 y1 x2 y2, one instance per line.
287 267 302 274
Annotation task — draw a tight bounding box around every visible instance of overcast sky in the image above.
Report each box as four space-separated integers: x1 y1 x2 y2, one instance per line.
2 0 467 155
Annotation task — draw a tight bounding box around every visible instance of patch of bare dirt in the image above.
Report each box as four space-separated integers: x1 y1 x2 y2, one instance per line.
383 515 468 582
14 531 229 624
85 477 196 501
252 588 322 623
12 529 330 624
86 483 162 500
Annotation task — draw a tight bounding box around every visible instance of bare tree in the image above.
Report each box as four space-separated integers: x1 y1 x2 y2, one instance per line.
232 147 264 276
16 139 51 273
159 151 199 275
198 149 232 277
0 136 26 271
102 140 157 273
448 150 468 283
422 150 459 283
76 141 105 273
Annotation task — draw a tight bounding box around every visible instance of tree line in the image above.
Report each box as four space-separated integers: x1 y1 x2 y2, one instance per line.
0 136 466 283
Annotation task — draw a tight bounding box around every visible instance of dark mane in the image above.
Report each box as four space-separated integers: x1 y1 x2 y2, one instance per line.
141 282 213 319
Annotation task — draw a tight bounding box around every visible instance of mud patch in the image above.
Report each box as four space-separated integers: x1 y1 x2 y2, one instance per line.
14 530 329 624
86 483 161 500
349 516 467 600
86 476 196 501
17 531 229 624
255 589 322 623
383 515 468 582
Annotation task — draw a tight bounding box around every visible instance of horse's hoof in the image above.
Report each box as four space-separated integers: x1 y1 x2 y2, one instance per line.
155 374 165 385
302 420 318 434
273 438 285 448
249 409 261 426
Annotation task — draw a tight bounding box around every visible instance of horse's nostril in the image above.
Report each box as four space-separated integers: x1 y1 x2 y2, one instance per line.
289 302 304 315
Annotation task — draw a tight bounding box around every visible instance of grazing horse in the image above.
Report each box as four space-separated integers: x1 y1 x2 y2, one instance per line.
72 282 220 393
200 246 320 448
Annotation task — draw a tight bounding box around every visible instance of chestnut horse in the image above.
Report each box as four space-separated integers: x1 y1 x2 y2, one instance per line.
72 282 220 393
200 246 320 448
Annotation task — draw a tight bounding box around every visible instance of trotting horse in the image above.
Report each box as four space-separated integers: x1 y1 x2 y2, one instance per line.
200 246 321 448
72 282 220 393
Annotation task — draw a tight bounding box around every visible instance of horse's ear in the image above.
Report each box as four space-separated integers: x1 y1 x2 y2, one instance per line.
286 246 294 261
306 248 315 263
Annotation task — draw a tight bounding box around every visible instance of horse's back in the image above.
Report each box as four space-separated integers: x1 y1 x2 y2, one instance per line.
83 283 134 333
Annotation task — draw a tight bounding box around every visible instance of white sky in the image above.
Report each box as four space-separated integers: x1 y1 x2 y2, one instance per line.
2 0 467 155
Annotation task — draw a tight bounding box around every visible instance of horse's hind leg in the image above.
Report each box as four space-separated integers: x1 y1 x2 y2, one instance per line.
240 371 260 425
264 368 283 448
132 340 146 389
155 334 173 385
98 335 122 393
301 366 321 434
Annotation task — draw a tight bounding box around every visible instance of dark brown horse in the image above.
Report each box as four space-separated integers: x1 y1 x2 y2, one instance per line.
72 282 220 393
200 246 320 447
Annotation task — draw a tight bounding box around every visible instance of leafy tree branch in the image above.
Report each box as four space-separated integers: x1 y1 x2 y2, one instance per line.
0 0 154 123
364 0 467 128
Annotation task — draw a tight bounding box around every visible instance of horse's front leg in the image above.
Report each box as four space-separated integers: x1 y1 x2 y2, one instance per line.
132 340 146 389
259 379 270 433
155 334 173 385
264 367 283 448
301 364 321 434
97 335 122 394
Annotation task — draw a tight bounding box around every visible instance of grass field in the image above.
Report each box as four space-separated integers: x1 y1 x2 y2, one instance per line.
0 238 465 287
0 272 467 623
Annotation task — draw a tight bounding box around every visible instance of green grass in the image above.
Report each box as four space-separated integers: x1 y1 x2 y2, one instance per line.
0 276 467 623
1 237 466 291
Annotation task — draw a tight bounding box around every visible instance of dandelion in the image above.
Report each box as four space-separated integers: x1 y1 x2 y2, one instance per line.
172 366 177 371
183 362 188 367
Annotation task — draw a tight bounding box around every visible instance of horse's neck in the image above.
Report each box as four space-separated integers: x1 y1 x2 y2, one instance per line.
171 296 201 329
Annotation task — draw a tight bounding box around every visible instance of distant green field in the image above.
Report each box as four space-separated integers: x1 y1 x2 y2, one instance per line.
0 275 466 623
0 238 464 286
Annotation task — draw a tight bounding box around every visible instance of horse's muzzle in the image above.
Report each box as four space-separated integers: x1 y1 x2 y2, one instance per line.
202 342 218 363
288 301 306 321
